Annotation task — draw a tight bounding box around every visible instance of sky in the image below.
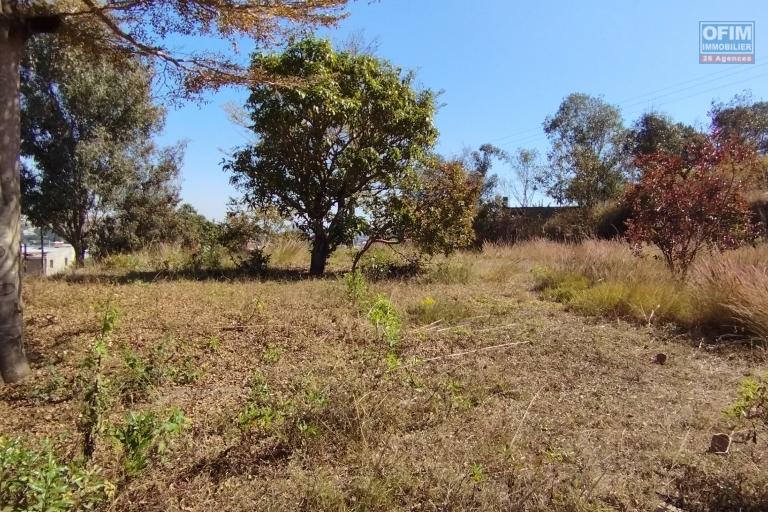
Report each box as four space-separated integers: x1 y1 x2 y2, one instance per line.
155 0 768 220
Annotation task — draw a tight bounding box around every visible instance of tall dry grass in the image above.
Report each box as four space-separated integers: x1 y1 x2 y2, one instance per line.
492 239 768 339
266 235 308 268
693 247 768 338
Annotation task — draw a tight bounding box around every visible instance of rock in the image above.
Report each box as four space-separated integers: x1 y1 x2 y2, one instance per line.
731 429 757 444
708 433 731 454
654 353 667 365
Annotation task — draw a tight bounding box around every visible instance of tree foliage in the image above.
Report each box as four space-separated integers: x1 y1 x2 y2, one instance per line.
712 93 768 155
226 38 438 276
506 147 541 207
625 135 758 276
20 36 185 262
625 112 705 162
541 93 627 207
354 156 481 269
4 0 349 94
408 158 482 256
92 144 185 257
20 35 179 263
2 0 350 383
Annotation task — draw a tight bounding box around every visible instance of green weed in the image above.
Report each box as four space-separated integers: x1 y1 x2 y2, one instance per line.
0 437 114 511
112 408 186 477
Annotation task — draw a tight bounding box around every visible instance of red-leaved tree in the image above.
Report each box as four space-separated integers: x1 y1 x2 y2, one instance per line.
624 135 758 276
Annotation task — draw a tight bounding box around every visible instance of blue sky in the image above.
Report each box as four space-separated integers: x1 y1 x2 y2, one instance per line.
156 0 768 220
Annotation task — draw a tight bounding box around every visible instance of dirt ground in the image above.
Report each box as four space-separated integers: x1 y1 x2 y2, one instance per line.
2 251 766 511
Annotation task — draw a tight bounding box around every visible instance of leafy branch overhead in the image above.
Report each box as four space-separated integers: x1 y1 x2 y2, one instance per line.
3 0 351 92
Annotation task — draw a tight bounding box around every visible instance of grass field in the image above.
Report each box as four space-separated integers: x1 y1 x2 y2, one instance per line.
1 242 767 511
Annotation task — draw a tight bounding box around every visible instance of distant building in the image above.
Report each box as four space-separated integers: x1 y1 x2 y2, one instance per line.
21 243 76 277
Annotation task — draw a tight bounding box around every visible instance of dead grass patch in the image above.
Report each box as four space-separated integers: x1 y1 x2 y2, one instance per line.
0 250 766 510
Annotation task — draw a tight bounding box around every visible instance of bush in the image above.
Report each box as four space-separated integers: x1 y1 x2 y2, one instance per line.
101 253 144 272
367 294 401 349
542 209 592 242
725 374 767 426
359 248 422 281
625 137 757 276
112 408 186 477
0 437 113 511
236 248 270 275
591 200 630 239
344 270 369 304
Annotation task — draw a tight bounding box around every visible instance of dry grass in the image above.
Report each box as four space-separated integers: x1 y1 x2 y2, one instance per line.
502 239 768 341
693 249 768 339
1 247 767 511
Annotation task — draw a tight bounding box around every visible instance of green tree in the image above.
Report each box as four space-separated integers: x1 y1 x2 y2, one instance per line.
407 158 482 257
1 0 348 384
625 112 705 161
506 148 541 207
712 93 768 154
352 157 482 270
541 93 627 207
20 36 168 265
174 204 218 250
91 143 185 257
226 39 438 276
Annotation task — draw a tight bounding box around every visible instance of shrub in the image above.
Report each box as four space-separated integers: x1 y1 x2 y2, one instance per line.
625 136 758 276
101 253 144 272
725 374 767 426
236 247 270 275
542 209 592 242
591 200 630 239
367 294 401 349
118 347 166 404
0 437 113 511
359 248 422 281
344 270 369 304
111 408 186 477
77 302 120 460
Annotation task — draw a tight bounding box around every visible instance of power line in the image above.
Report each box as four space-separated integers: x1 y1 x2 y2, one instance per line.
487 62 768 145
489 68 768 151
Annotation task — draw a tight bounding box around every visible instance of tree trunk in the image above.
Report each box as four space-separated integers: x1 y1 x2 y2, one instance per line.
351 237 375 273
0 25 30 384
309 236 329 277
72 238 86 266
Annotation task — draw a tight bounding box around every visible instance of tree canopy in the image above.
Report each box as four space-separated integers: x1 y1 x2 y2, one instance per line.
625 112 705 160
541 93 628 207
20 35 180 263
3 0 350 93
712 93 768 155
226 38 438 276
